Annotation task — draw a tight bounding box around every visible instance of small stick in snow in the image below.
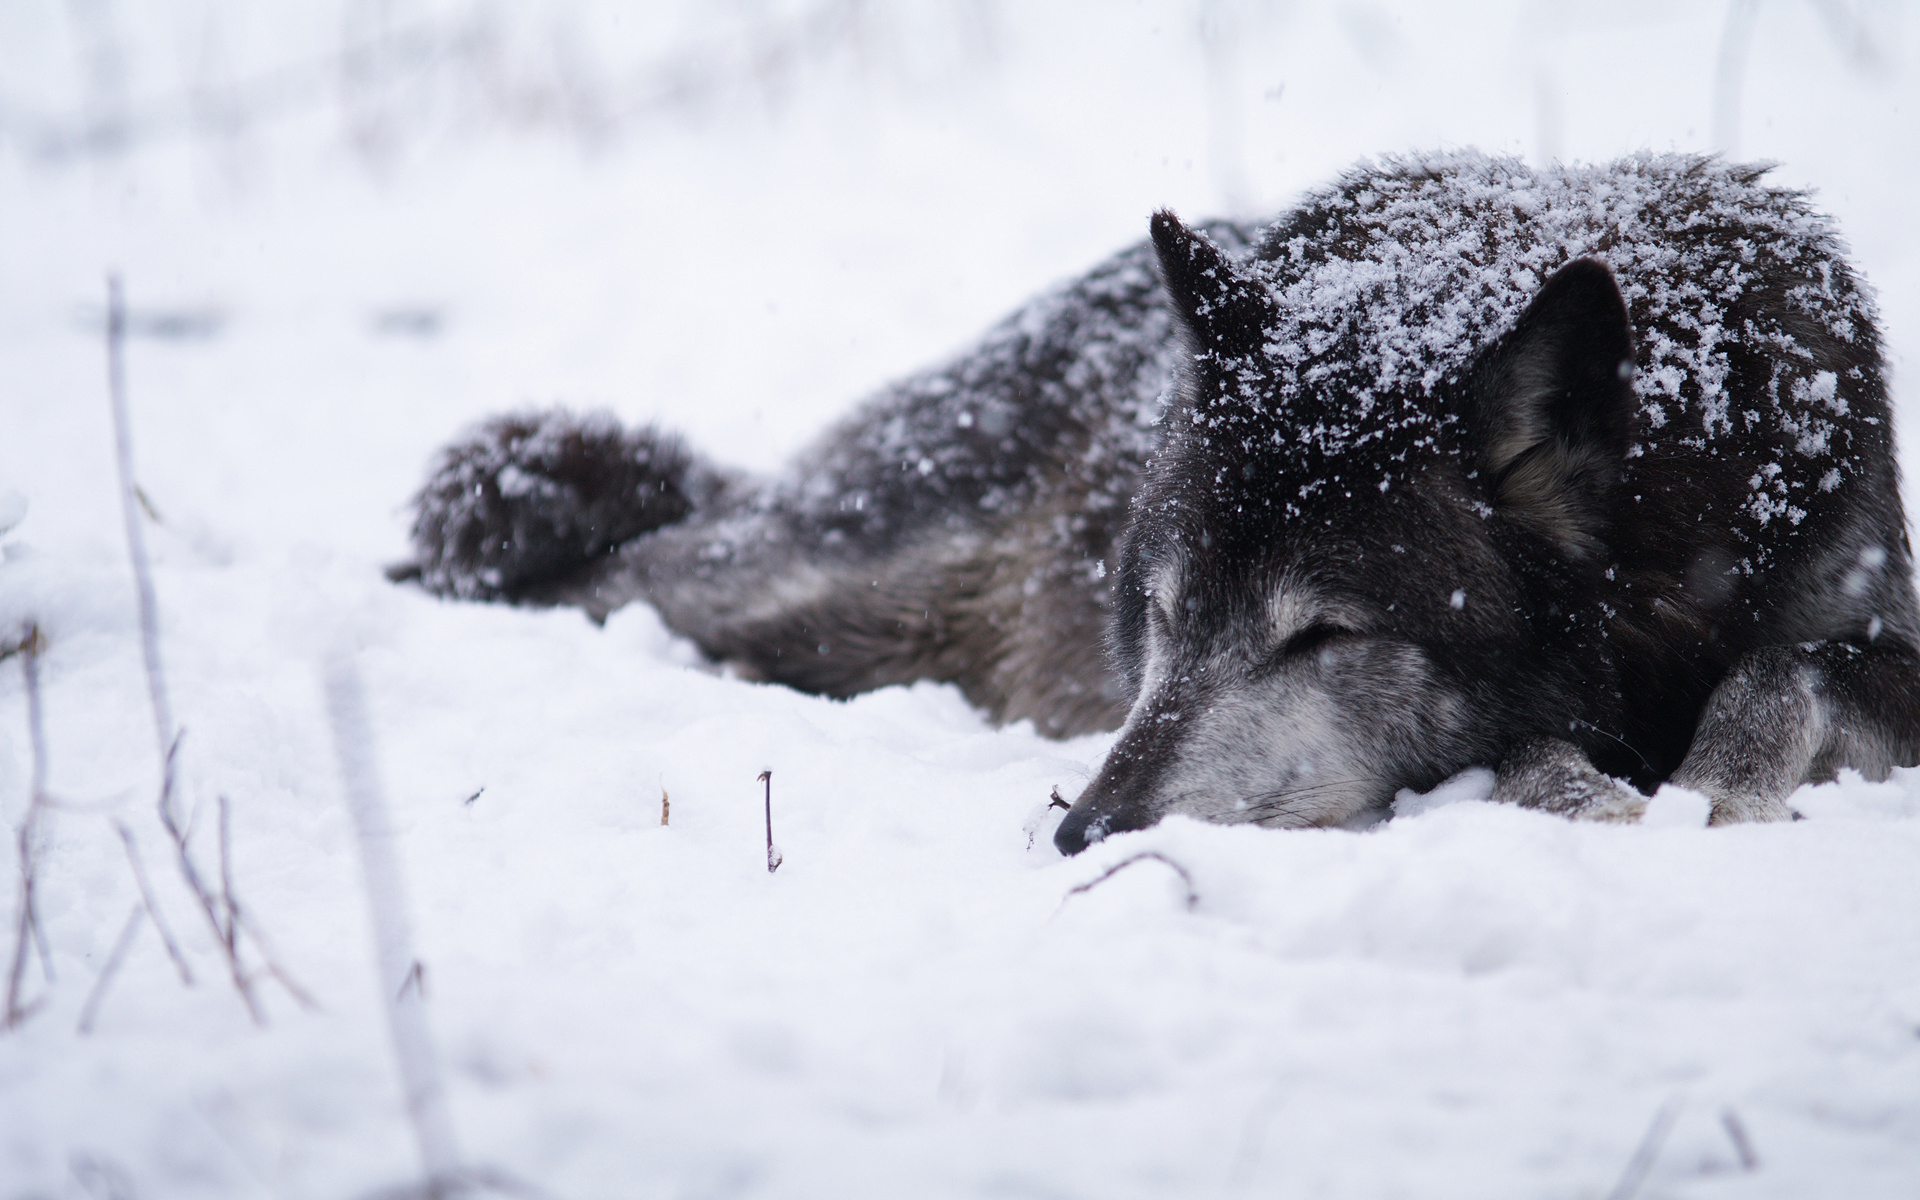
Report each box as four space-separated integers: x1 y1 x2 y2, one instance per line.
1048 787 1070 812
104 276 176 766
153 746 266 1025
326 651 464 1188
218 795 241 953
1605 1096 1682 1200
1060 851 1198 913
77 905 145 1035
462 788 483 807
114 822 193 985
759 771 781 873
232 905 318 1012
660 787 670 827
5 623 52 1031
104 279 307 1023
1719 1108 1759 1171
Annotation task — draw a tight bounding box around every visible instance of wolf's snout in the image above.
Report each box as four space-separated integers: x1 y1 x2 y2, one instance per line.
1053 776 1157 855
1052 804 1100 855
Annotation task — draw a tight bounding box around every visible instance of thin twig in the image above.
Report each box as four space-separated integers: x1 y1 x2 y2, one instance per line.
327 651 463 1186
106 283 282 1024
21 624 53 987
218 795 239 951
105 276 175 763
1606 1096 1682 1200
1720 1108 1759 1171
232 906 318 1012
150 736 265 1024
759 770 780 873
4 840 43 1030
77 905 145 1035
1711 0 1760 156
1060 851 1199 912
5 623 52 1031
114 822 193 985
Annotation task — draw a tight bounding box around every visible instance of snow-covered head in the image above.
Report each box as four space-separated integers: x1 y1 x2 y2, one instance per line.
1055 209 1639 854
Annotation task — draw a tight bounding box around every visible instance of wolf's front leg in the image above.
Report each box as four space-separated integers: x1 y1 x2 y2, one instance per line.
1672 642 1920 824
1492 735 1647 822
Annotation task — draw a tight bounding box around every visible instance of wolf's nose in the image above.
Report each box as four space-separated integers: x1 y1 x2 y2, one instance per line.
1054 807 1095 856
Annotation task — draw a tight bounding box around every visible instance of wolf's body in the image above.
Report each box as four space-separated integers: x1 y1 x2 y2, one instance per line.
401 153 1920 851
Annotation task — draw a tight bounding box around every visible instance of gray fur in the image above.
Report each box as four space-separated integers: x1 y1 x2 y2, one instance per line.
398 152 1920 853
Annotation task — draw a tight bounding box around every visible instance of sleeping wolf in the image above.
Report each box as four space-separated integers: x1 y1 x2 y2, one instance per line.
395 152 1920 853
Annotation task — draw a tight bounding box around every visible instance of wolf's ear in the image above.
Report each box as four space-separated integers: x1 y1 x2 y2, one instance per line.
1473 258 1636 560
1151 210 1277 361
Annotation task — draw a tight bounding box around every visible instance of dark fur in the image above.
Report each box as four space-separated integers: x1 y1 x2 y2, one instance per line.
397 153 1920 851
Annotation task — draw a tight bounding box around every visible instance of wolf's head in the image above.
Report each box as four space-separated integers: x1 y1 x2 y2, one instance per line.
1055 212 1637 854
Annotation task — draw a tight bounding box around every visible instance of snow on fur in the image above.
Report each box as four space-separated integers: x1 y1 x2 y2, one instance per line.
2 5 1919 1199
1187 152 1877 554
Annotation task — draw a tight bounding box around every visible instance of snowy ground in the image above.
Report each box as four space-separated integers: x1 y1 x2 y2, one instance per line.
2 2 1919 1197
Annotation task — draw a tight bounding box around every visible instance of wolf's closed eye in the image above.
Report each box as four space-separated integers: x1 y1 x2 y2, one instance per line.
1279 623 1347 658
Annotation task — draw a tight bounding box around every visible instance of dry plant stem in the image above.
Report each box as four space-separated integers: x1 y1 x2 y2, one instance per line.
105 279 307 1022
5 623 52 1031
105 276 176 767
218 796 240 957
114 822 193 984
20 627 53 987
326 652 463 1186
154 735 266 1025
1720 1108 1759 1171
1606 1097 1681 1200
233 906 318 1011
1061 852 1199 912
77 905 145 1035
759 770 780 874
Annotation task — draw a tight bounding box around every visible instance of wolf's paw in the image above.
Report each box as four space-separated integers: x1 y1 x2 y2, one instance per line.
406 409 700 601
1696 786 1796 826
1492 735 1648 822
1571 789 1649 824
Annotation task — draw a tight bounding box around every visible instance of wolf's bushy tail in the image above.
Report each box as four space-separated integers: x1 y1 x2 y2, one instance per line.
398 408 721 601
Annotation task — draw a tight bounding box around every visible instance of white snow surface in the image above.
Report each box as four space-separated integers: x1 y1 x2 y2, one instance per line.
3 2 1920 1197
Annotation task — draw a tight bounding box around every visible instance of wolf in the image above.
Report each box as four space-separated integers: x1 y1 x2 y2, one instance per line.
395 152 1920 855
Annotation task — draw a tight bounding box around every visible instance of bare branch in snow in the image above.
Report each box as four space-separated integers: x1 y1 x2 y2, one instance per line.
760 770 781 873
1720 1108 1759 1172
105 276 307 1024
5 623 52 1032
326 651 463 1187
1711 0 1759 157
1606 1096 1681 1200
77 905 145 1035
1060 851 1199 913
105 276 175 768
114 822 193 985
